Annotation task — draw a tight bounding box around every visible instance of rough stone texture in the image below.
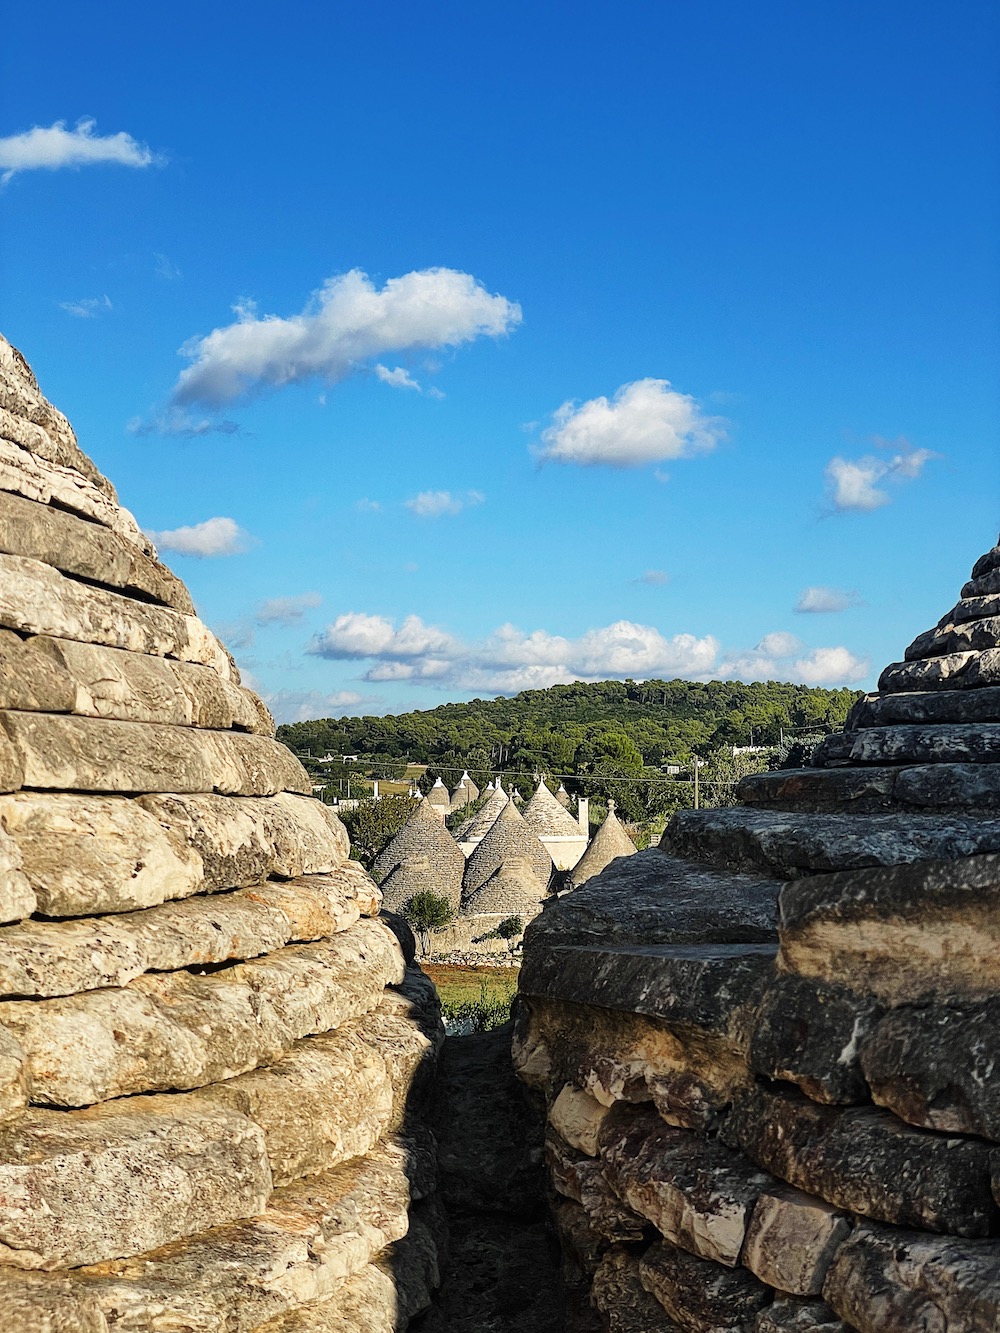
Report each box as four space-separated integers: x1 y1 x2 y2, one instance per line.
749 972 884 1104
777 853 1000 1004
0 1097 271 1269
812 722 1000 766
741 1186 851 1297
638 1238 772 1330
755 1298 849 1332
860 998 1000 1140
0 919 405 1105
0 489 193 613
2 711 309 796
592 1247 683 1333
848 684 1000 726
724 1084 996 1237
823 1223 1000 1333
0 871 378 997
549 1083 610 1156
0 335 443 1329
600 1104 771 1267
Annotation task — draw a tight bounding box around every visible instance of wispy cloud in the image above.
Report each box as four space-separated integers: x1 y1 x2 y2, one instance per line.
375 364 421 391
59 295 112 319
795 585 863 614
825 438 937 513
719 631 868 685
168 267 521 409
146 516 251 558
538 378 726 468
127 408 240 438
154 253 181 280
0 119 157 183
254 593 322 626
262 689 372 725
632 569 669 586
404 489 485 518
355 497 383 513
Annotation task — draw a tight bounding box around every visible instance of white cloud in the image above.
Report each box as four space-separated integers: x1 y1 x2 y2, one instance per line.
255 593 322 626
154 253 181 280
0 119 156 183
633 569 669 586
262 689 369 725
59 295 112 319
355 497 382 513
170 267 521 408
127 408 239 438
825 440 937 512
312 612 460 663
719 633 868 686
375 364 421 391
146 516 251 558
795 585 862 614
404 488 485 518
538 378 726 468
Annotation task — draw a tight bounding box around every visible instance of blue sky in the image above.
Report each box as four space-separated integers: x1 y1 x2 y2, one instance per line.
2 2 997 722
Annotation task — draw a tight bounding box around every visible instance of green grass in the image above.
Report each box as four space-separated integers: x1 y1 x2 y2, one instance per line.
424 964 518 1033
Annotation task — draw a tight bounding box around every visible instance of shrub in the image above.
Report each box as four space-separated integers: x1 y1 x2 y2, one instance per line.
402 890 455 954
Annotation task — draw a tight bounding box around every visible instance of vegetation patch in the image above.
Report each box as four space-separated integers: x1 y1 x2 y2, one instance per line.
424 964 519 1034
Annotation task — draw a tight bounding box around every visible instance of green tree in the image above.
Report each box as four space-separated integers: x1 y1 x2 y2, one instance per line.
338 794 418 871
496 915 524 954
403 891 455 955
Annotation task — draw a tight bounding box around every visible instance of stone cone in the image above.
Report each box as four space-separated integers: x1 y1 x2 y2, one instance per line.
374 797 466 914
0 335 443 1329
570 801 636 887
517 533 1000 1330
462 798 553 904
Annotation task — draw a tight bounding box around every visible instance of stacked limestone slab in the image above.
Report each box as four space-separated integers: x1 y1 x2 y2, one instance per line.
0 335 444 1332
516 535 1000 1332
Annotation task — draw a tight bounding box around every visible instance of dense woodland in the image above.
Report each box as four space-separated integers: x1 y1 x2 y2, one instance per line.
279 678 860 825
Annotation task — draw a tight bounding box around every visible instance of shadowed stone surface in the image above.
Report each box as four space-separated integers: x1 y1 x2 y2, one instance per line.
638 1238 772 1330
741 1185 851 1297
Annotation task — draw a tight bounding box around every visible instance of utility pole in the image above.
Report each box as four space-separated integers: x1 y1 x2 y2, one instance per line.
692 756 700 810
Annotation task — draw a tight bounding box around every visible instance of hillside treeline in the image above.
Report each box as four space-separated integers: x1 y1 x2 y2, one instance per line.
277 677 860 777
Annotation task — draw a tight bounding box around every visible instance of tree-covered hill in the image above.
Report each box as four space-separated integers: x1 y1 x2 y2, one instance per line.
277 677 860 776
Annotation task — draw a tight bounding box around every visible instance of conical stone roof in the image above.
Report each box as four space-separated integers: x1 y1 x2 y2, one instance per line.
0 334 441 1326
571 800 637 887
462 798 552 903
738 534 1000 815
426 776 451 811
524 776 584 838
464 855 547 918
372 796 465 910
555 784 572 809
450 770 480 810
457 780 508 845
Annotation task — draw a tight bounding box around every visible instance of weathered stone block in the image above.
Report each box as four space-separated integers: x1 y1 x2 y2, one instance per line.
526 848 780 952
0 1096 271 1269
0 489 193 612
1 711 309 796
860 999 1000 1140
0 1272 110 1332
812 723 1000 767
755 1297 850 1332
905 615 1000 661
749 972 884 1104
724 1084 997 1237
550 1083 610 1155
0 628 76 713
0 343 105 482
893 761 1000 810
878 647 1000 692
851 684 1000 726
592 1247 683 1333
547 1131 647 1242
639 1238 772 1330
0 552 228 672
0 870 377 998
601 1105 772 1267
741 1185 851 1296
0 1138 419 1331
0 824 34 923
778 854 1000 1004
0 919 405 1104
0 1024 28 1124
823 1223 1000 1333
737 766 899 813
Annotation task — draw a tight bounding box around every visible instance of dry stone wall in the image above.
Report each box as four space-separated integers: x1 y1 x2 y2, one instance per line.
0 335 444 1331
517 535 1000 1332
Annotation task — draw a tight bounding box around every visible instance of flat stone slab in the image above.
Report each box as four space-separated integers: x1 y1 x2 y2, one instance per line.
755 1298 851 1332
742 1185 851 1296
813 723 1000 766
665 807 1000 879
0 1095 271 1269
777 854 1000 1004
878 647 1000 693
0 628 76 714
0 1024 28 1125
0 918 405 1105
592 1247 684 1333
849 684 1000 727
639 1237 772 1329
1 711 308 796
0 869 379 998
0 488 193 613
749 972 884 1104
724 1084 997 1237
823 1223 1000 1333
860 999 1000 1140
600 1104 772 1266
514 995 753 1132
525 848 779 951
0 790 348 919
739 762 1000 813
0 1138 422 1331
546 1133 647 1243
0 552 228 673
905 615 1000 662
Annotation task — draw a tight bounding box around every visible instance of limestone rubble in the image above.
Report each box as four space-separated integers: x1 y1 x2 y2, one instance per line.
517 532 1000 1331
0 334 444 1328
